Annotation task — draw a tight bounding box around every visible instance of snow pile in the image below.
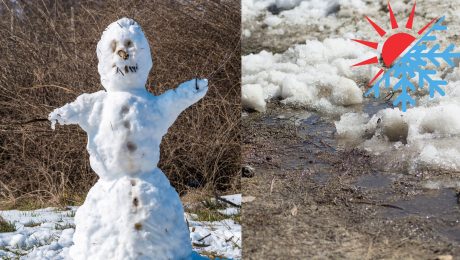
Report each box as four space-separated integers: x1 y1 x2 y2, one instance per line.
48 18 209 259
242 38 381 114
0 195 241 259
335 79 460 171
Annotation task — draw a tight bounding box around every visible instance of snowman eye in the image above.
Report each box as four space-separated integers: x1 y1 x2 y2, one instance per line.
126 40 132 47
111 40 117 53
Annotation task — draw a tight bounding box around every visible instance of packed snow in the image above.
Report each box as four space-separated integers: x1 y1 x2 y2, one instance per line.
48 18 210 259
0 195 241 259
242 0 460 172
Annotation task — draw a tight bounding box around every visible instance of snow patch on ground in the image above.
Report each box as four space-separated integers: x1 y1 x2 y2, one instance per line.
189 194 241 259
242 0 376 51
242 0 366 36
0 207 75 259
0 194 241 260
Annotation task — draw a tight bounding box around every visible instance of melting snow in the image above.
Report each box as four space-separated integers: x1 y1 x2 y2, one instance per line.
243 0 460 172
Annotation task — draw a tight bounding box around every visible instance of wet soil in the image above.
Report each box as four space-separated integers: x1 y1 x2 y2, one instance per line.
242 104 460 259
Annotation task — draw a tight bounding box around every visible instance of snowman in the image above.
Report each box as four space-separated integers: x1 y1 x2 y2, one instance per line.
49 18 208 260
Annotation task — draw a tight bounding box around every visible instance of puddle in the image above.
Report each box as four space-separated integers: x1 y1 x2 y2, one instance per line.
382 189 459 220
353 172 399 201
362 100 392 116
262 110 337 170
262 110 311 126
355 173 393 189
252 105 460 245
297 114 337 153
381 188 460 242
442 225 460 243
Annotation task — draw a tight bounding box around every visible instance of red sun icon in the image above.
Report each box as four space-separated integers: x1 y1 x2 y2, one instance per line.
352 1 438 86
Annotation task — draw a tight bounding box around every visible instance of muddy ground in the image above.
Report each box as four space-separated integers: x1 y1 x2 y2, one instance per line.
242 104 460 259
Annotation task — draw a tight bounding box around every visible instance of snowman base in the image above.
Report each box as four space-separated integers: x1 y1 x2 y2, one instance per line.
69 169 192 260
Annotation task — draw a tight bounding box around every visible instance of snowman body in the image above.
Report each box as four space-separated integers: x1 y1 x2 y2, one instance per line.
70 169 190 260
49 18 208 260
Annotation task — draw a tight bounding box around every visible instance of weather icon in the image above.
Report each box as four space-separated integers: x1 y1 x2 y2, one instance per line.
352 1 460 111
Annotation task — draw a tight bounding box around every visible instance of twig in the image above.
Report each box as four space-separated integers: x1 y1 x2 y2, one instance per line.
20 84 75 93
384 91 395 102
198 233 211 242
270 177 276 195
186 217 190 230
192 242 210 248
215 195 241 208
6 118 49 125
352 200 404 210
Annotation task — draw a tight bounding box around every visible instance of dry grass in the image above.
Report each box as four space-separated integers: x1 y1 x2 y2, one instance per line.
0 0 240 208
0 215 16 233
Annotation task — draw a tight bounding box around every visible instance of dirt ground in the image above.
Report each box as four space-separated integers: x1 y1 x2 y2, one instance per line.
242 105 460 259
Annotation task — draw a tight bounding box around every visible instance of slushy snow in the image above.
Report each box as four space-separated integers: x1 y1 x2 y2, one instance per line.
242 1 383 114
48 18 208 260
336 79 460 172
242 38 378 114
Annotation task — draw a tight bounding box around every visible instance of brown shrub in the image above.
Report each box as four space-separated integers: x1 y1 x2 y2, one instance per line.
0 0 240 207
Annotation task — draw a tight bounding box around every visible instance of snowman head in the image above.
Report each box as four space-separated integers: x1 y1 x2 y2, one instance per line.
97 18 152 92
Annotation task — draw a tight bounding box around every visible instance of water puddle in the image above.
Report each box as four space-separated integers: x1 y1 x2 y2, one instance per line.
297 114 337 153
442 225 460 243
382 189 459 220
254 105 460 244
261 110 336 170
355 172 460 242
362 100 392 116
381 188 460 242
353 172 398 201
355 173 393 190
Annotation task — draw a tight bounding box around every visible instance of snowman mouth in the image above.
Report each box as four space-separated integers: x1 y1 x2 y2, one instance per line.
114 64 139 76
